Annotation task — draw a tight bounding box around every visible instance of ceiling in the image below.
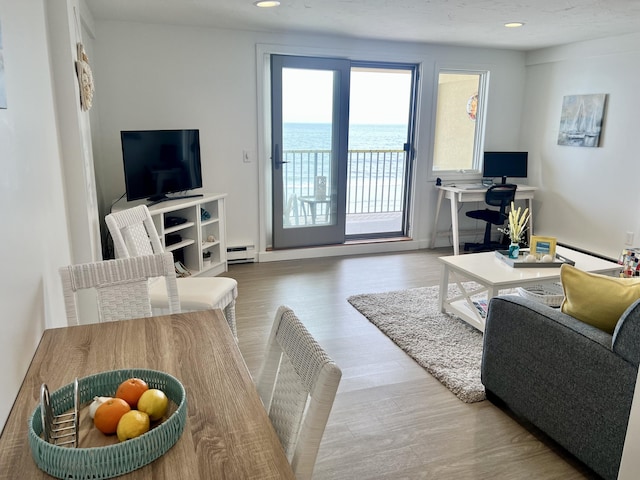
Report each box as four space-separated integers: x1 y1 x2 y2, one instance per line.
84 0 640 51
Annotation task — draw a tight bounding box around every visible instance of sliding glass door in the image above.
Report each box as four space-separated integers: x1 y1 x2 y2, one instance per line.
271 55 417 249
271 55 350 249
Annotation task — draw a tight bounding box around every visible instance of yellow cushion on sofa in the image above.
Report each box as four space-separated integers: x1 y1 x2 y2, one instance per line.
560 264 640 333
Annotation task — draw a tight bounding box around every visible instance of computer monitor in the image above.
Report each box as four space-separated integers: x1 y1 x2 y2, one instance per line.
482 151 528 184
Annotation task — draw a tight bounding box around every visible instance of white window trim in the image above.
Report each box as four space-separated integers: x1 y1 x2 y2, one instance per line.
428 66 490 182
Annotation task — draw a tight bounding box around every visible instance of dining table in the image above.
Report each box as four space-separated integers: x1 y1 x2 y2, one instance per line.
0 309 295 479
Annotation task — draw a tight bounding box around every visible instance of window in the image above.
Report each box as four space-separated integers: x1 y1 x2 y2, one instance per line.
432 70 488 175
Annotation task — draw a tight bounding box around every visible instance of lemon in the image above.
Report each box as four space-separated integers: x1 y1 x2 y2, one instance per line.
116 410 150 442
137 389 169 421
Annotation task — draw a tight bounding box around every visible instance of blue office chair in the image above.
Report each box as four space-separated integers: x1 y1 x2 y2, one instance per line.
464 184 517 252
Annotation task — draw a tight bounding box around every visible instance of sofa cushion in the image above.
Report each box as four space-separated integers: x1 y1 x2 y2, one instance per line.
560 264 640 334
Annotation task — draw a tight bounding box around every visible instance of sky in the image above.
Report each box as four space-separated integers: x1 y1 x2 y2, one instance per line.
282 67 411 125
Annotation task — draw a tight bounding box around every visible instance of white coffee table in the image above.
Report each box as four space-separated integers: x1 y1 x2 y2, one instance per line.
438 245 622 332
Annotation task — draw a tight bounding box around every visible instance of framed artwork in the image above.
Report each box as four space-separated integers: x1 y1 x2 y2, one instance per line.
557 93 607 147
0 19 6 109
530 235 557 259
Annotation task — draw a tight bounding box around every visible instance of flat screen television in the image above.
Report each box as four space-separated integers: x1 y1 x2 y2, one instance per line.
121 129 203 205
482 151 528 184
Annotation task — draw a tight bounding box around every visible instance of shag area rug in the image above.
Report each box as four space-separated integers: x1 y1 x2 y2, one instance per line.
348 283 486 403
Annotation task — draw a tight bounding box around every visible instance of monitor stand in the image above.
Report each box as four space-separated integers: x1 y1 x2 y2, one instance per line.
147 193 204 207
500 176 508 184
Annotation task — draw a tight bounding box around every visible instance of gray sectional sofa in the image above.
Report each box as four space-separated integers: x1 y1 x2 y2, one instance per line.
481 294 640 480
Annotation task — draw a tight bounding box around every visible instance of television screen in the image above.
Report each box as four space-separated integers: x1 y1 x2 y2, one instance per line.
482 151 528 184
121 129 203 203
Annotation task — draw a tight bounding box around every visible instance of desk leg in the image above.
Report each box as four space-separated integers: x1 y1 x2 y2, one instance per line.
431 189 445 248
527 198 533 242
450 195 460 255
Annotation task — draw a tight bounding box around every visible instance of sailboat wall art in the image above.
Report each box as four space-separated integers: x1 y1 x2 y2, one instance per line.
557 94 607 147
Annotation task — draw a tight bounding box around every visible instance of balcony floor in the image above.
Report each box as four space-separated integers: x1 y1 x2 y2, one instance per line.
288 211 403 236
346 212 403 236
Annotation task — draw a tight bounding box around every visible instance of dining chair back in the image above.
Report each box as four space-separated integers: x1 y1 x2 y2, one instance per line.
105 205 238 339
105 203 163 257
256 306 342 480
59 253 180 325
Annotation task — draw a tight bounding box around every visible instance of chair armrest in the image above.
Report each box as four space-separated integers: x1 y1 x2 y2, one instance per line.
613 299 640 368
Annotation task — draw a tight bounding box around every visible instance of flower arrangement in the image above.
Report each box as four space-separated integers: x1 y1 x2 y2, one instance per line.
498 202 530 244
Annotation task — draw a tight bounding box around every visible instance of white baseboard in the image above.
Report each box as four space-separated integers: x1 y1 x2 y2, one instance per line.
257 239 425 263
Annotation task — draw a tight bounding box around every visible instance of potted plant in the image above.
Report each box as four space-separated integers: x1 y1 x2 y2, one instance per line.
498 202 530 259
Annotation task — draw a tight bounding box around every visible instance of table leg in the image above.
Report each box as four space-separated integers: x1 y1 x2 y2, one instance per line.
487 286 499 300
450 194 460 255
438 265 449 313
310 203 317 224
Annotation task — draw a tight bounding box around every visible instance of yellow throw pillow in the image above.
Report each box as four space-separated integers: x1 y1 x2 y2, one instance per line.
560 264 640 334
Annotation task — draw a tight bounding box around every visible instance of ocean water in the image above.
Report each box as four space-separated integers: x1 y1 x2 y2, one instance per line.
283 123 407 150
281 123 408 214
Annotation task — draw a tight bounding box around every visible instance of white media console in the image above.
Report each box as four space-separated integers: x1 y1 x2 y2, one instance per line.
112 193 228 276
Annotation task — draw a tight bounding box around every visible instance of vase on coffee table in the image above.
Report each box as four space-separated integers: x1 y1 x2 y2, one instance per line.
509 242 520 259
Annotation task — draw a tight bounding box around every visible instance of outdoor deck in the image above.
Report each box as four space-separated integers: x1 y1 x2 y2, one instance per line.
283 149 408 236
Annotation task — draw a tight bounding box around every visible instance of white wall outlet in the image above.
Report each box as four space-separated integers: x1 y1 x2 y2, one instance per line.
626 231 634 245
242 150 251 163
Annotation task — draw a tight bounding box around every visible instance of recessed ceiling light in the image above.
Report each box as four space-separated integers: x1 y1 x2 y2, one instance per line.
254 0 280 7
504 22 525 28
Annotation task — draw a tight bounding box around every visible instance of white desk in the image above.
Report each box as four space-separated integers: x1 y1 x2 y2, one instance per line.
431 184 537 255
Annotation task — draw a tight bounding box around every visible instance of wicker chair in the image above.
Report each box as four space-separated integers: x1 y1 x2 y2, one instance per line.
59 253 180 325
256 306 342 480
105 205 238 339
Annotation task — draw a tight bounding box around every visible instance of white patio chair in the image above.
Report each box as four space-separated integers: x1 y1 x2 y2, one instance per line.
105 205 238 339
256 306 342 480
59 253 180 325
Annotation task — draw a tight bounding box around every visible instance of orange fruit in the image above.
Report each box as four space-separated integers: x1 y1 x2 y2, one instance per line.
117 410 150 442
93 397 131 435
115 377 149 408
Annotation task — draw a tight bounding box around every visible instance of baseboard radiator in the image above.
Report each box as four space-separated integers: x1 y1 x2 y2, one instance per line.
227 245 256 264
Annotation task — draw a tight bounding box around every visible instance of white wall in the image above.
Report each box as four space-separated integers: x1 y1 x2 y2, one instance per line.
520 34 640 475
521 33 640 259
0 0 71 429
47 0 101 266
89 21 526 257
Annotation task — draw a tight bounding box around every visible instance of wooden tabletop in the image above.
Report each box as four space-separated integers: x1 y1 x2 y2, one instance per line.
0 310 294 479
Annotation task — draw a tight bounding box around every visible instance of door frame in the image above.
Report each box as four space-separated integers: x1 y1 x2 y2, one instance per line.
256 44 423 257
345 61 419 240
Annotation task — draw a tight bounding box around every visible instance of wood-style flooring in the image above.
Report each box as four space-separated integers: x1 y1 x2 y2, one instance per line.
224 249 600 479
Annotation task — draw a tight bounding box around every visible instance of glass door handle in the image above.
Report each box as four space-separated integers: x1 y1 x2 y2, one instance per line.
273 144 289 169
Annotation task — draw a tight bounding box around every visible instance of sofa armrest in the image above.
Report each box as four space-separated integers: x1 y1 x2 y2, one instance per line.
486 294 613 347
613 299 640 367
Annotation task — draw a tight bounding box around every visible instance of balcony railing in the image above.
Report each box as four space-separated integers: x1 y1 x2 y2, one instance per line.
282 149 407 218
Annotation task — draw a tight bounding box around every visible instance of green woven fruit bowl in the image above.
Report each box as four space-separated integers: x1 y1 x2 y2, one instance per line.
29 368 187 479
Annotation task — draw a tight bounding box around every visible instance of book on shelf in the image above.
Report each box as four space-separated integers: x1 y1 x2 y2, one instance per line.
473 299 488 318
